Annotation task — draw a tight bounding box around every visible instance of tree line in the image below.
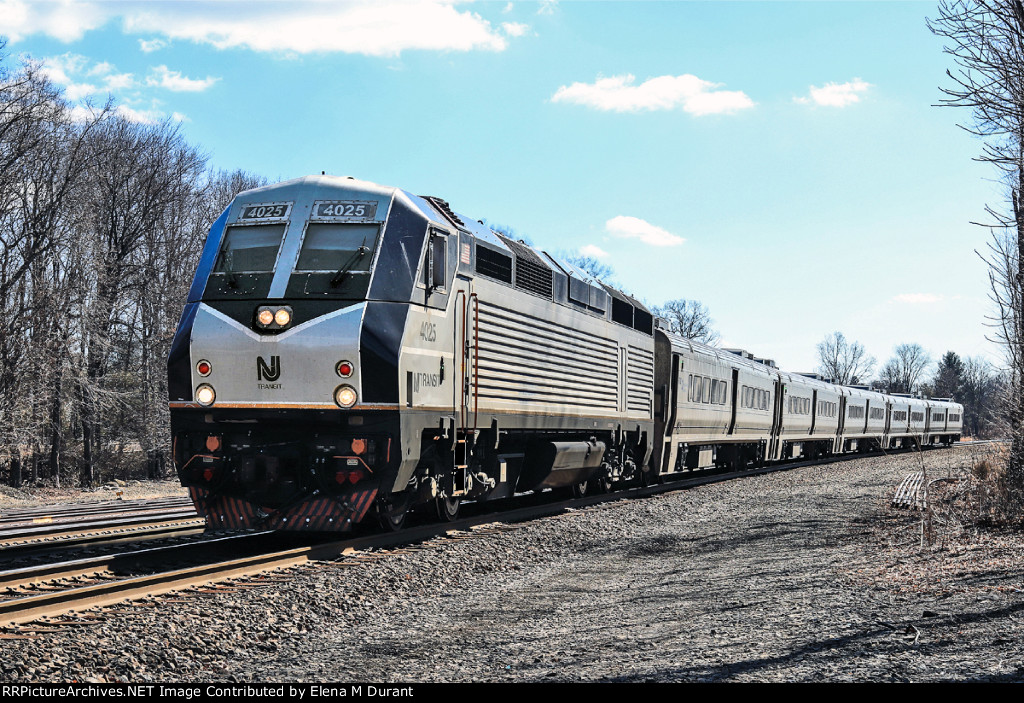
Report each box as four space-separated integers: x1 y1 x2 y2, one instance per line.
930 0 1024 511
0 45 263 488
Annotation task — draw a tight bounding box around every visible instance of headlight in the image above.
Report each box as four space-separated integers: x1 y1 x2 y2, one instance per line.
196 384 216 406
256 305 292 330
334 385 357 408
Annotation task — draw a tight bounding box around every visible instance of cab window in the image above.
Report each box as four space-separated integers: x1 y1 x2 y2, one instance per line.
422 229 448 291
215 224 285 273
295 223 379 273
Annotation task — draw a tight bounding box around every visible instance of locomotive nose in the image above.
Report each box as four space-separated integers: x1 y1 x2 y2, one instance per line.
186 301 364 409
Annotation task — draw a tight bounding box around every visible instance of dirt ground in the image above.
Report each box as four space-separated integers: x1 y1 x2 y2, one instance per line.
0 478 188 509
3 445 1023 682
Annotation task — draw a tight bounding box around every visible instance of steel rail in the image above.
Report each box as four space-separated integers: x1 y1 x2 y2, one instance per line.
0 518 206 559
0 443 983 628
0 496 193 524
0 510 200 543
0 452 837 627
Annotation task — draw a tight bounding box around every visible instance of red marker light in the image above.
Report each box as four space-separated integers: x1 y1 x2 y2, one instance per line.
197 360 212 376
203 468 214 482
348 468 365 484
337 361 353 377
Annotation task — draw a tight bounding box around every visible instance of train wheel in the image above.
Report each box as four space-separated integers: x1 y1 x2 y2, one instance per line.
377 505 407 531
591 464 613 494
376 493 411 532
568 480 589 499
639 467 653 487
434 494 461 522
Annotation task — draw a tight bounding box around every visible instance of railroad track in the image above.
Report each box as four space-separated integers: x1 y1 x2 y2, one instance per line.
0 495 193 525
0 443 984 633
0 496 200 555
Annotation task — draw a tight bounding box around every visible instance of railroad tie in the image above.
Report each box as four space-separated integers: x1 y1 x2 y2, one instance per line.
893 472 927 510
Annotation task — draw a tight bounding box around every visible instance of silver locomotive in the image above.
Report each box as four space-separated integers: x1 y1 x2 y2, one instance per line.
168 176 962 531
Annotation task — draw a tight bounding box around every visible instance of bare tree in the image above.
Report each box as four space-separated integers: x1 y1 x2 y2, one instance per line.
652 299 720 345
878 343 933 394
930 0 1024 502
483 220 533 246
815 331 876 384
564 254 614 281
0 45 272 488
74 116 207 485
0 49 110 487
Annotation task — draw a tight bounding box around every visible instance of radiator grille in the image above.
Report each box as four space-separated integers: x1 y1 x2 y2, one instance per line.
476 300 618 411
475 245 513 284
514 257 553 299
627 344 654 414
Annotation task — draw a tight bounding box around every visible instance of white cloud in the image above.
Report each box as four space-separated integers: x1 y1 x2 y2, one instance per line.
537 1 557 15
82 60 134 90
63 81 98 101
0 0 108 43
147 65 219 92
552 74 755 115
68 104 102 123
795 78 872 107
138 37 168 53
124 1 509 57
502 22 529 37
88 61 114 76
1 1 515 57
502 2 514 12
43 55 213 100
605 216 684 247
39 54 138 98
38 54 205 124
115 104 161 124
103 72 135 90
892 293 943 305
579 244 609 259
38 53 87 85
39 54 97 98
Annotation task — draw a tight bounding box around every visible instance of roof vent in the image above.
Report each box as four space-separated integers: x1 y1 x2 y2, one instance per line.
422 195 465 228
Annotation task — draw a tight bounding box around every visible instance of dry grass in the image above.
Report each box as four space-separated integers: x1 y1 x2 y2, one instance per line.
0 478 186 509
851 445 1024 601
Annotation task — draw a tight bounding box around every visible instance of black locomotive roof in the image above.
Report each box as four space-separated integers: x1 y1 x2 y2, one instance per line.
424 196 651 317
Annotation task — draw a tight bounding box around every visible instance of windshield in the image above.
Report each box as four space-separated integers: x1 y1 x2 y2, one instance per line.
286 222 381 297
215 224 284 273
295 223 379 272
204 223 285 299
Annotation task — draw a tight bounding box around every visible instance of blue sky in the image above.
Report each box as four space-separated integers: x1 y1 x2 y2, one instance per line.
0 0 1001 375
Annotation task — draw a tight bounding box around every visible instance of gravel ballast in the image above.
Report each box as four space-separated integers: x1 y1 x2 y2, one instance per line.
3 446 1022 682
